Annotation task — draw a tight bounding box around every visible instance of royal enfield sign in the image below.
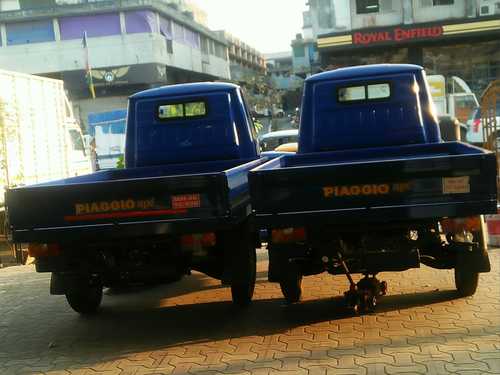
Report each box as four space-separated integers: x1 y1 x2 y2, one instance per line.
318 17 500 50
352 26 443 45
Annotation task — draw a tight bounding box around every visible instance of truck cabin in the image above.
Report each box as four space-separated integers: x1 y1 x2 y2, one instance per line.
298 64 441 154
125 82 260 168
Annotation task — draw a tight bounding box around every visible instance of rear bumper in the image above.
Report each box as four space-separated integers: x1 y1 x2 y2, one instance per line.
11 209 251 244
253 200 497 229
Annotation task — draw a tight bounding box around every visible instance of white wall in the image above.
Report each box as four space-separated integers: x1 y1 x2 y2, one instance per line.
413 0 467 23
0 0 20 11
0 32 230 79
350 0 404 30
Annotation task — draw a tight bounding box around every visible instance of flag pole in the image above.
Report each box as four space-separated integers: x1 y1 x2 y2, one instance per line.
82 31 96 99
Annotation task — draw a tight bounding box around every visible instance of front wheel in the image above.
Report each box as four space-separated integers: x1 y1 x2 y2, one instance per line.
65 281 103 315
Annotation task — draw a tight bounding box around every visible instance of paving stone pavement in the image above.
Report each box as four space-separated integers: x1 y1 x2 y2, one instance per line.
0 249 499 375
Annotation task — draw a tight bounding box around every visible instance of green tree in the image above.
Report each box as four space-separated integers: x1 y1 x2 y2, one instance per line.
116 154 125 169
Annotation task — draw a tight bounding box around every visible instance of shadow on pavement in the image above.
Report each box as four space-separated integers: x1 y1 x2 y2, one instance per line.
41 286 461 356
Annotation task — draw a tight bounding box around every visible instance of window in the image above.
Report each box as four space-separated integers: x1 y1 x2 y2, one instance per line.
433 0 453 5
159 104 183 119
6 20 55 45
367 83 391 99
356 0 379 14
59 13 121 40
160 17 173 40
338 86 366 102
184 102 206 117
293 45 305 58
125 10 158 34
200 36 209 54
318 0 333 28
68 129 85 153
158 101 207 120
241 90 258 142
166 39 173 54
338 83 391 103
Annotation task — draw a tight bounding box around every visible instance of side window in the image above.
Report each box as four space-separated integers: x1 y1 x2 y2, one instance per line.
69 129 85 154
240 90 258 142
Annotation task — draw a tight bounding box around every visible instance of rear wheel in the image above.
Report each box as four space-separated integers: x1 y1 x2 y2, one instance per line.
454 265 479 297
454 218 486 297
65 280 103 315
230 226 257 307
280 273 302 304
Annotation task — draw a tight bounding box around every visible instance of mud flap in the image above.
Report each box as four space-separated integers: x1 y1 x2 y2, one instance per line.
456 244 491 273
50 273 100 295
268 243 306 283
220 222 255 285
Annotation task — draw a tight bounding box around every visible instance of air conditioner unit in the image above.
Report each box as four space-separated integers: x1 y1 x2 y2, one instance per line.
480 5 492 15
479 0 500 15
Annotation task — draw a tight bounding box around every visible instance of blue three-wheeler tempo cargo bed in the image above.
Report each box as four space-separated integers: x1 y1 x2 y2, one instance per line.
6 158 265 243
249 142 497 228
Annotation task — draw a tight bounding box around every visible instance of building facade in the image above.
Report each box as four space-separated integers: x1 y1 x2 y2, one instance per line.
0 0 230 130
215 30 266 82
306 0 500 96
265 52 303 91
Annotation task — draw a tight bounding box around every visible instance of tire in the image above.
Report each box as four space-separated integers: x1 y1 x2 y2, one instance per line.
65 282 103 315
454 265 479 297
230 234 256 307
455 216 488 297
280 273 302 304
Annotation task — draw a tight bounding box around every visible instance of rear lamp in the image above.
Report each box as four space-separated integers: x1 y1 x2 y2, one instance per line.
28 243 61 258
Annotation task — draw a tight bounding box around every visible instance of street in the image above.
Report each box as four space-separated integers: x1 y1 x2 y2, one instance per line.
1 249 499 375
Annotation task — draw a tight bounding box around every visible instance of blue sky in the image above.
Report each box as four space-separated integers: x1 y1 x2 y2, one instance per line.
191 0 307 54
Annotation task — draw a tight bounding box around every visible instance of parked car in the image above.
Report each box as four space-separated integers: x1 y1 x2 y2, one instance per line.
466 106 500 145
259 129 299 152
274 142 298 152
438 115 467 141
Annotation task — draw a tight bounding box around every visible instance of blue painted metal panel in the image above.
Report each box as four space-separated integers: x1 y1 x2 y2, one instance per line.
299 64 441 154
88 109 127 136
126 83 259 168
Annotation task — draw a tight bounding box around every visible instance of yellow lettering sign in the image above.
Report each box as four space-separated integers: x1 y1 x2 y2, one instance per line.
323 183 410 198
74 198 155 215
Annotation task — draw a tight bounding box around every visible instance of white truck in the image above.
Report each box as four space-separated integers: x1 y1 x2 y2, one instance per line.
0 69 92 201
427 74 479 125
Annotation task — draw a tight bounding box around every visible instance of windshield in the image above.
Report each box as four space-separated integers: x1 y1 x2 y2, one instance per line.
468 107 481 122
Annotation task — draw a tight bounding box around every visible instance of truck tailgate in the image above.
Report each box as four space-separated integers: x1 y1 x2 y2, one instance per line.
249 142 497 227
6 157 266 243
